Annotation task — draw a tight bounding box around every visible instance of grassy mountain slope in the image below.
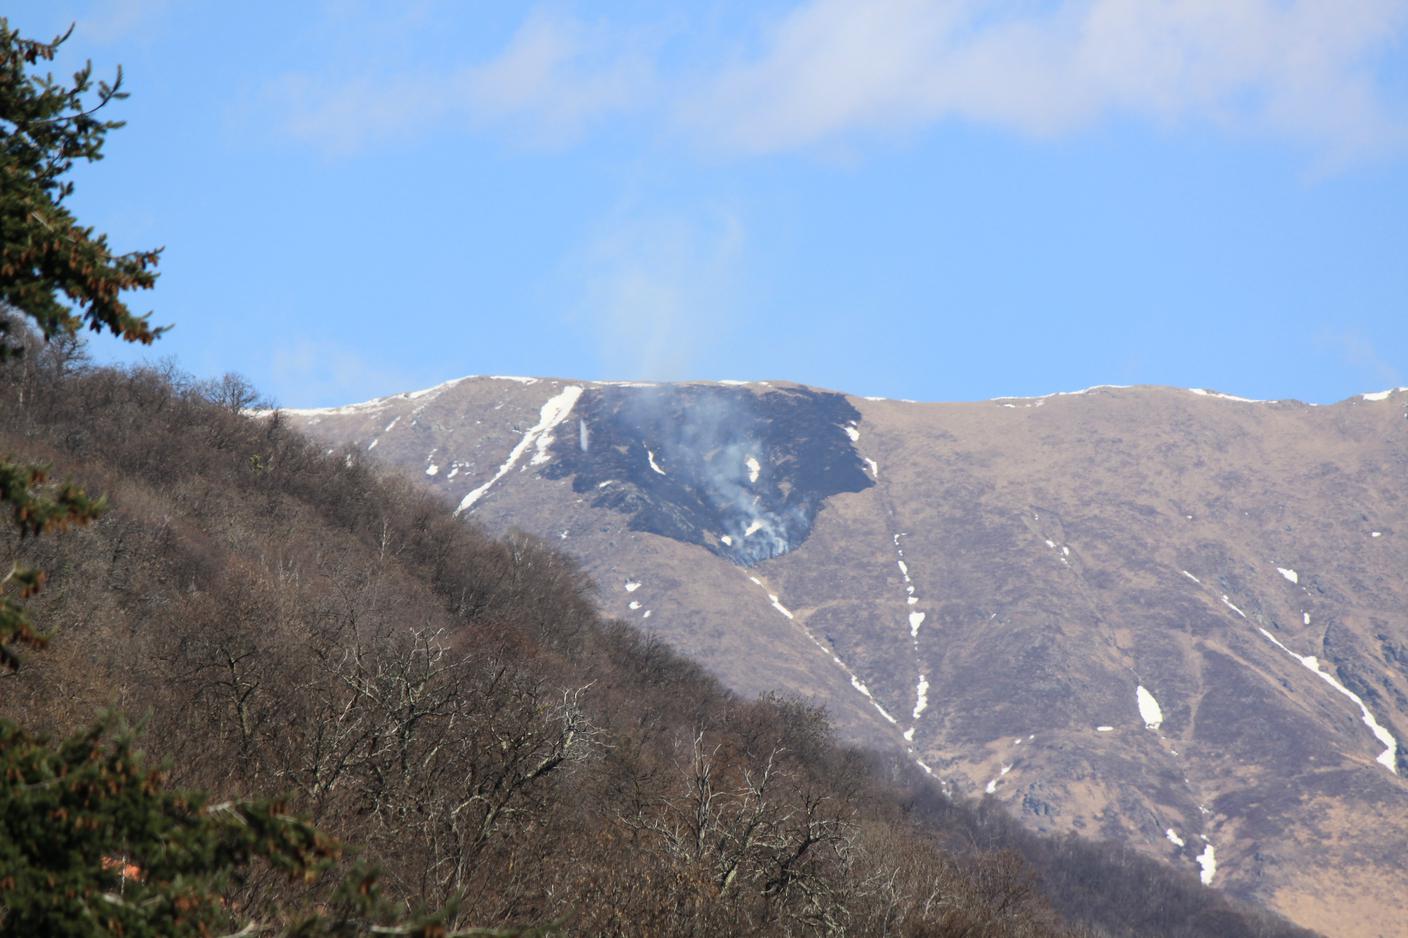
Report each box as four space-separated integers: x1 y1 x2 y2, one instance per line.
0 346 1314 937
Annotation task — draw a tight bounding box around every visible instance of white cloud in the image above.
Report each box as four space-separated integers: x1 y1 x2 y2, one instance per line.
81 0 174 44
267 1 1408 163
465 11 650 140
272 10 651 153
684 0 1408 161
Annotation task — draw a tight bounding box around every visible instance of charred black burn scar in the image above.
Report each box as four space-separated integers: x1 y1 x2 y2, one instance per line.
541 385 873 564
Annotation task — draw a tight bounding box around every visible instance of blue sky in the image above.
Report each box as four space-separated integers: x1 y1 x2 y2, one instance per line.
8 1 1408 406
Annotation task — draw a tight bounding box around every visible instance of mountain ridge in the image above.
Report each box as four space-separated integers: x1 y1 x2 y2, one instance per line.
274 375 1408 938
269 377 1408 416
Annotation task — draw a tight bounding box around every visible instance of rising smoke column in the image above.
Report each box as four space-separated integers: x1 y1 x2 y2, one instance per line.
545 385 872 565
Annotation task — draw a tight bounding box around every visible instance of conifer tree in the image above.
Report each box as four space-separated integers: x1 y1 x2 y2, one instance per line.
1 16 160 669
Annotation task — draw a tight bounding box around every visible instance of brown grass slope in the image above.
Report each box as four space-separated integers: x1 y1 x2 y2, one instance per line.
274 376 1407 938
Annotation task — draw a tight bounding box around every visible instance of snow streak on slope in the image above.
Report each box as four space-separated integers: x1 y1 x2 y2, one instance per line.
1188 388 1266 403
455 386 583 515
747 575 901 728
1256 627 1400 773
892 533 933 734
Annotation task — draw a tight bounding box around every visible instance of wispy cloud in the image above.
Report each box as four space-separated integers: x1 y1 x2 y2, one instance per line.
270 337 419 408
267 1 1408 164
1317 328 1402 390
79 0 174 44
271 10 653 154
684 0 1408 162
563 207 746 381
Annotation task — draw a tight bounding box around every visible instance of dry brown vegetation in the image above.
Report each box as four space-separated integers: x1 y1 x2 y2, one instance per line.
0 334 1317 937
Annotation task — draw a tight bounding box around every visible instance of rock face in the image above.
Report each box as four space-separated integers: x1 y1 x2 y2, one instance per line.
275 378 1408 938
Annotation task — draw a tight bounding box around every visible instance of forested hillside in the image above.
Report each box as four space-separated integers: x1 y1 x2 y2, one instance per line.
0 336 1316 937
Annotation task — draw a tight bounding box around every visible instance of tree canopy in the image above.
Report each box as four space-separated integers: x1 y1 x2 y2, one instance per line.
0 18 163 356
0 21 506 937
0 17 161 670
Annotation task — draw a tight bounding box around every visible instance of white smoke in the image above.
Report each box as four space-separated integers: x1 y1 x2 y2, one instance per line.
621 387 800 564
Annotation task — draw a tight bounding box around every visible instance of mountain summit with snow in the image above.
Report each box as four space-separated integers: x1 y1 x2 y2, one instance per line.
275 377 1408 938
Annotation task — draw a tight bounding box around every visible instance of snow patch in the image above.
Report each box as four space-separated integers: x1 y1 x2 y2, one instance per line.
1188 388 1265 403
912 674 929 720
1371 531 1382 538
909 611 927 638
1182 570 1201 584
425 464 439 476
646 448 666 475
1166 829 1186 847
1221 596 1247 619
1256 627 1399 773
1096 726 1114 732
745 519 765 537
745 455 760 483
488 375 538 384
384 416 400 433
455 386 583 515
1277 567 1299 584
1197 844 1217 885
992 384 1131 402
865 457 879 477
720 534 733 546
405 374 474 400
843 424 860 442
628 601 641 610
624 582 641 593
1137 685 1164 730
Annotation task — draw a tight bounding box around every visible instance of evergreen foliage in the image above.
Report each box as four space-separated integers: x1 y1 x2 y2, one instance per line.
0 715 335 936
0 14 152 672
0 18 162 356
0 22 532 937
